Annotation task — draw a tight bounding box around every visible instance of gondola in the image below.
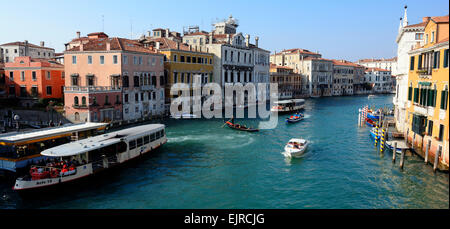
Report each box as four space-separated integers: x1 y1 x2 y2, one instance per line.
286 113 304 123
224 121 259 132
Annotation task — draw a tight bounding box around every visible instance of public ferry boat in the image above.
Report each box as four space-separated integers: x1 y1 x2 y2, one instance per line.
270 99 305 114
0 122 108 176
13 124 166 193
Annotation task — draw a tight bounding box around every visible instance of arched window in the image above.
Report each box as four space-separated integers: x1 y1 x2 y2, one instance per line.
81 96 86 106
134 75 140 87
74 96 79 105
74 112 80 121
160 75 164 86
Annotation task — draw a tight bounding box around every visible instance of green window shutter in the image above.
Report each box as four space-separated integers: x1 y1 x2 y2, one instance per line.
414 88 419 103
408 87 412 100
410 56 415 70
427 89 432 106
418 55 422 69
433 89 437 107
445 90 449 109
441 90 446 109
444 49 449 68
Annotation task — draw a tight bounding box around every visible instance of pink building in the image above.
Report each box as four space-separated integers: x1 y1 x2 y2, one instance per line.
64 32 165 123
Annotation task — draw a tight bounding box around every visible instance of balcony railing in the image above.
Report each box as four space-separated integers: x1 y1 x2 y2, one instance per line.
140 85 156 91
65 86 122 93
416 68 432 76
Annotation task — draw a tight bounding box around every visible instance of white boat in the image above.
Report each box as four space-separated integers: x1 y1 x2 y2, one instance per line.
13 124 167 193
270 99 305 113
170 113 198 119
284 138 309 158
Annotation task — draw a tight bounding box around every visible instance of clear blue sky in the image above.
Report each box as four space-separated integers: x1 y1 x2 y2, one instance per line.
0 0 448 61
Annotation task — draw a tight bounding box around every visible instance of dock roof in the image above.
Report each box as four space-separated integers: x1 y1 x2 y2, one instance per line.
0 122 108 144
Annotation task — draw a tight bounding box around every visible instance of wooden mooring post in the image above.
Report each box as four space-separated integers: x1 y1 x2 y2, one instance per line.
392 142 397 163
433 146 442 173
424 139 431 164
400 149 405 170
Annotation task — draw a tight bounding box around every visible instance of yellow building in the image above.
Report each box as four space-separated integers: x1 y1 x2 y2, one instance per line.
405 15 449 170
140 37 214 104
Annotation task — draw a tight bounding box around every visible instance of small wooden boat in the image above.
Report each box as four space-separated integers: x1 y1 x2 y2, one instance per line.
224 121 259 132
286 113 304 123
366 118 377 127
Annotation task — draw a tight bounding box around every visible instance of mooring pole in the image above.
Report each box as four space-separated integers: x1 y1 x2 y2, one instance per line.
424 139 431 164
392 142 397 163
400 149 405 170
433 146 442 173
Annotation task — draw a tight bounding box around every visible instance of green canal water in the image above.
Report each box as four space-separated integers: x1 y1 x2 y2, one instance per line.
1 94 449 209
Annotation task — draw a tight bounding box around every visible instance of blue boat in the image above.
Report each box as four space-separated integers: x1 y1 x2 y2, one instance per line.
367 113 380 120
286 113 304 123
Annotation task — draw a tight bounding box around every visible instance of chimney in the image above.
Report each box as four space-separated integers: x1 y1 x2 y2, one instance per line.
423 17 431 23
106 39 111 50
80 43 84 51
245 34 250 47
147 31 151 37
227 34 231 44
156 41 160 50
76 31 81 39
255 36 259 47
24 40 29 56
209 34 213 44
40 41 45 47
165 29 169 38
176 42 180 50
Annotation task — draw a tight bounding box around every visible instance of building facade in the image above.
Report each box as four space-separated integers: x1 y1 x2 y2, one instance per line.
0 41 55 63
4 56 64 107
63 33 165 123
297 57 333 97
405 15 449 169
269 65 302 99
269 48 322 74
331 60 356 96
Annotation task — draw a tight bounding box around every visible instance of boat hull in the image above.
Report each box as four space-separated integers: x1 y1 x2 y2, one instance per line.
284 143 308 158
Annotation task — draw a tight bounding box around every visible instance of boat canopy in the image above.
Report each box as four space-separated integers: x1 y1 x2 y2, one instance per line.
274 99 305 105
0 122 108 145
41 124 165 157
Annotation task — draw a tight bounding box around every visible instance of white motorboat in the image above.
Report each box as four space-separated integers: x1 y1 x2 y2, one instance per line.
284 138 309 158
170 113 198 119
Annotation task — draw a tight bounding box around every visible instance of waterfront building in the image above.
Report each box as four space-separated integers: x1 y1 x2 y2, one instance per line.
362 67 394 93
352 63 367 95
357 57 398 75
0 41 55 63
269 64 302 99
270 48 322 73
405 14 449 170
0 63 5 98
63 32 165 123
331 60 357 96
4 56 64 107
138 35 214 110
394 6 427 133
297 57 333 97
251 42 271 101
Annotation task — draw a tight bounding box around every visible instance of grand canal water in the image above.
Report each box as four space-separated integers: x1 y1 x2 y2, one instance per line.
1 94 448 209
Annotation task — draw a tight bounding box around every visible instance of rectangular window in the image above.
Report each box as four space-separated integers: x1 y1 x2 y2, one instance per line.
444 49 449 68
173 55 177 62
150 133 156 141
88 56 92 64
47 71 51 80
428 120 433 136
433 51 440 69
441 89 449 110
46 86 52 95
186 56 191 63
139 56 143 65
418 55 422 70
72 55 77 64
413 88 419 103
410 56 415 70
137 137 143 147
100 56 105 64
144 135 150 144
174 72 178 83
129 140 136 150
31 86 38 97
123 55 128 64
151 57 155 66
20 71 25 81
438 124 444 141
180 56 185 63
32 71 36 81
113 55 118 64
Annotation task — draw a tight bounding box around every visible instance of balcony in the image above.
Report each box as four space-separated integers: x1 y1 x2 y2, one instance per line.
140 85 156 91
416 68 432 78
64 86 122 93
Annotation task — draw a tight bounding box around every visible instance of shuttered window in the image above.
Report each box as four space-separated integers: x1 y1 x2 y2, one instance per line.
408 86 412 100
444 49 449 68
433 51 440 69
413 88 419 103
418 55 422 69
441 89 448 110
428 120 433 136
410 56 415 70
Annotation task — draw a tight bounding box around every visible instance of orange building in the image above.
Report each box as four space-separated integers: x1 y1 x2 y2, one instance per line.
4 56 64 103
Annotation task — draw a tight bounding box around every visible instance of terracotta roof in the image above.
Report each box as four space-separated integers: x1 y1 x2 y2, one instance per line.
302 56 332 62
404 22 427 28
30 58 64 68
331 59 361 67
270 64 293 70
436 37 449 44
365 67 390 72
147 37 190 51
87 32 108 37
358 57 397 63
431 15 449 23
65 37 159 54
213 34 231 38
0 41 54 50
273 48 320 56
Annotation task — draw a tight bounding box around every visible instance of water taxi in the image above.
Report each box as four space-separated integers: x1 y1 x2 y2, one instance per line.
284 138 309 158
0 122 108 175
285 113 304 123
13 124 166 193
270 99 305 114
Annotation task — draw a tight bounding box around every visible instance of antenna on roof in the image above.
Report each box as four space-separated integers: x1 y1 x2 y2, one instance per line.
102 15 104 32
130 19 133 39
